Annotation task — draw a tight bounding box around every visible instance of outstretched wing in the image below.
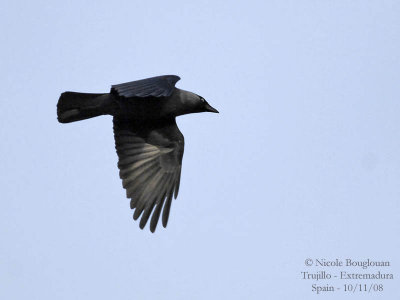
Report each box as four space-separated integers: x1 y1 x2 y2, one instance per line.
113 117 184 232
111 75 180 98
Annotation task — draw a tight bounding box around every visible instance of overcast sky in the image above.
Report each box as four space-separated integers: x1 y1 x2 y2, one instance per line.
0 1 399 299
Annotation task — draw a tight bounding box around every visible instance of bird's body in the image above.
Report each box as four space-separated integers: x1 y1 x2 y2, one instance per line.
57 75 218 232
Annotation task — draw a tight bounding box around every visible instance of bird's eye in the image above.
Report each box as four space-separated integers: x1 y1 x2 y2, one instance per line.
200 97 205 102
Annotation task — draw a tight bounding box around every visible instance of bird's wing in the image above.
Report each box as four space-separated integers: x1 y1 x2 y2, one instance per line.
111 75 180 98
113 117 184 232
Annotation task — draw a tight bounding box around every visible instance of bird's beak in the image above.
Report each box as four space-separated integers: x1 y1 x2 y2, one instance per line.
204 103 219 113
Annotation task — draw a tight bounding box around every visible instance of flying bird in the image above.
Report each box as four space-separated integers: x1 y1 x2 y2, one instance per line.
57 75 218 232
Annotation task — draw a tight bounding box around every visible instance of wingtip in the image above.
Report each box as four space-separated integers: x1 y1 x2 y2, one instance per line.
133 211 141 221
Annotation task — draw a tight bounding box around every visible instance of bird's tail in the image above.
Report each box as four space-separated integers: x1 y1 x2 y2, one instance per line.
57 92 115 123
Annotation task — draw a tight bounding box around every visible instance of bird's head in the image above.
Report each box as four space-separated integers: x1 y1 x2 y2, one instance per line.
176 89 219 116
198 96 219 113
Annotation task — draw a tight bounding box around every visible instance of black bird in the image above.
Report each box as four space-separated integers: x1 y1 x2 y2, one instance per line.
57 75 218 232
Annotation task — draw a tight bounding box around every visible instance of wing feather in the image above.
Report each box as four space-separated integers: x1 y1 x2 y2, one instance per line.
162 172 177 227
139 174 169 229
113 117 184 232
111 75 180 98
125 166 160 199
149 173 174 232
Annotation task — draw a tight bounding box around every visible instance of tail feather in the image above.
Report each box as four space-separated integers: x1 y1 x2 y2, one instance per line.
57 92 112 123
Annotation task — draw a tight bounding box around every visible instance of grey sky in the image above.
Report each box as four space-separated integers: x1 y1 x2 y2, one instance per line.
0 1 399 299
